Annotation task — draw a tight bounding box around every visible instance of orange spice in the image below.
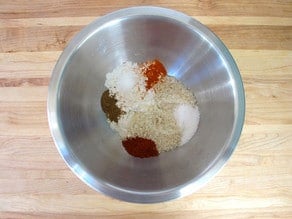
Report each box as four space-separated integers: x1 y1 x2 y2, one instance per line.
142 59 167 90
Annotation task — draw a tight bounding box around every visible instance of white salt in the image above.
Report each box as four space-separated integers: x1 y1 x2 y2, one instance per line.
174 104 200 146
116 70 137 94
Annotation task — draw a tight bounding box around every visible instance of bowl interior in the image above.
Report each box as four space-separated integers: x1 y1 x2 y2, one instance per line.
50 7 244 203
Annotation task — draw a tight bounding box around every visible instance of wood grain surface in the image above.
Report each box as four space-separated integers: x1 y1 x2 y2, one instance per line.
0 0 291 218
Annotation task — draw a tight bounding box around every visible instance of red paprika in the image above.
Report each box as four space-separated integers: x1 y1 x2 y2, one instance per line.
122 137 159 158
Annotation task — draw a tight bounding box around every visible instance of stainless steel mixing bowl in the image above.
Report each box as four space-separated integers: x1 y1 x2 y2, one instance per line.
48 6 245 203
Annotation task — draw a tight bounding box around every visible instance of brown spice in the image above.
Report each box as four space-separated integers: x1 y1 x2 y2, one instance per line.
122 137 159 158
101 90 123 123
142 59 167 90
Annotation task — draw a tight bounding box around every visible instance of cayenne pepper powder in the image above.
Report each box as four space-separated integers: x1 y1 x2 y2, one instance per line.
122 137 159 158
142 59 167 90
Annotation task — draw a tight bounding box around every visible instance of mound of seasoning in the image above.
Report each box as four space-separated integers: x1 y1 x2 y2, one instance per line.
122 137 159 158
142 59 167 90
101 90 124 123
101 60 200 158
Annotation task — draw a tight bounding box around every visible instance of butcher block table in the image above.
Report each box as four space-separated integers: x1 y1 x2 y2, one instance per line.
0 1 291 218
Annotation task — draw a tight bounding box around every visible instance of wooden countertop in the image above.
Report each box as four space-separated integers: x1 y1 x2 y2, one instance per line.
0 1 291 218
